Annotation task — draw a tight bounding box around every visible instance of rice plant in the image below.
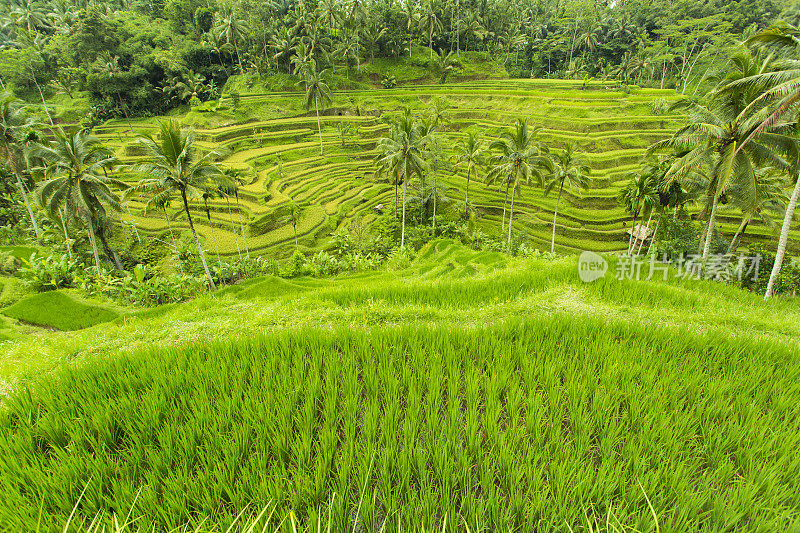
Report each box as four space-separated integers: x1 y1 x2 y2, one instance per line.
2 312 798 531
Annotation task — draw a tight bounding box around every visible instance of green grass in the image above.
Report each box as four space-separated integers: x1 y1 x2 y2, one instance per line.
0 242 798 529
2 291 120 331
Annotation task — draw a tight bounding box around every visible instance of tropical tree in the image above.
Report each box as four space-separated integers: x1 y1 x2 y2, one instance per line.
544 143 591 253
764 160 800 299
402 0 419 59
32 128 125 272
432 49 456 83
133 120 233 290
361 22 386 64
287 200 301 250
10 0 50 31
725 168 786 254
618 172 658 255
650 95 792 263
419 0 442 60
0 93 40 239
453 130 485 218
376 109 429 249
723 25 800 298
96 52 133 132
215 5 249 75
299 60 332 156
487 119 552 248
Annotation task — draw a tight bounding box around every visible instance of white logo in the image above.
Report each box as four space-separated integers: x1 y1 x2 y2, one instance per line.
578 251 607 282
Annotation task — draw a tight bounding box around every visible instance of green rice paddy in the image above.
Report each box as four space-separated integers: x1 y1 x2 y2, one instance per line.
102 79 800 258
0 241 799 530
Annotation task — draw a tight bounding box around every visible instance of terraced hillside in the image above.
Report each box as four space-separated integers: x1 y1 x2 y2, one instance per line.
96 79 800 257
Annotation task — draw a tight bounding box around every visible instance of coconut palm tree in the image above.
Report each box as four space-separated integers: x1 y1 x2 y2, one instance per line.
618 173 658 255
453 130 485 218
0 93 40 239
299 60 332 156
376 109 429 249
402 0 419 59
725 168 786 254
544 143 591 254
419 0 442 60
32 127 125 273
649 94 792 263
215 5 249 75
361 22 386 64
486 118 552 248
287 200 301 250
720 25 800 298
432 49 456 83
133 120 233 290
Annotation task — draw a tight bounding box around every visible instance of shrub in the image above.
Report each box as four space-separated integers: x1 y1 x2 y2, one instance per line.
0 251 22 274
740 244 800 296
17 253 81 291
211 256 279 285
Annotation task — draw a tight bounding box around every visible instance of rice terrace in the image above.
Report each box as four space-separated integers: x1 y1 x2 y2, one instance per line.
0 0 799 530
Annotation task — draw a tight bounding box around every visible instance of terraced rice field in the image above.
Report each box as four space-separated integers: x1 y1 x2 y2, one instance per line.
98 79 800 256
2 241 800 530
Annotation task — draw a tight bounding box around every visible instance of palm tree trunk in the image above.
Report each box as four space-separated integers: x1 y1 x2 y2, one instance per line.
701 193 719 263
627 212 637 254
87 220 101 276
501 181 509 232
401 161 408 249
14 173 40 239
164 207 184 274
234 40 245 75
646 212 661 255
209 218 222 268
507 183 516 249
30 65 54 127
551 181 563 254
726 217 750 256
236 192 250 258
294 223 298 250
430 29 433 60
395 180 399 218
59 206 72 259
182 191 216 290
126 205 141 242
225 196 242 259
315 95 324 156
464 166 471 218
96 225 123 270
636 210 653 255
765 176 800 300
116 85 133 133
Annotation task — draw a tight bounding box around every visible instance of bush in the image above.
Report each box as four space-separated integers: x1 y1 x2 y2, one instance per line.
117 267 207 306
211 256 279 285
740 244 800 296
0 251 22 274
17 253 82 291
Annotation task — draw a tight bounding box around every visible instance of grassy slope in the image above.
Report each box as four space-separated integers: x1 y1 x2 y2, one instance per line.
2 290 120 331
92 77 800 261
0 241 799 530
